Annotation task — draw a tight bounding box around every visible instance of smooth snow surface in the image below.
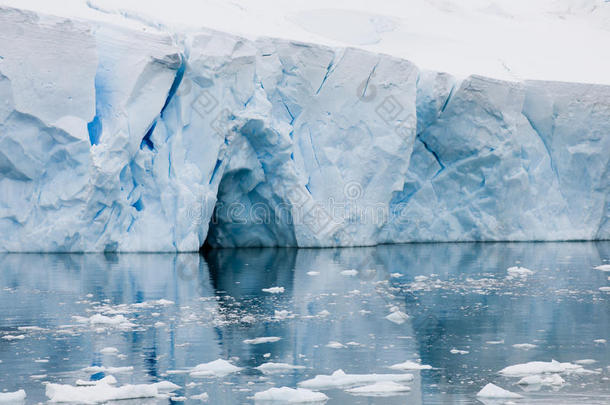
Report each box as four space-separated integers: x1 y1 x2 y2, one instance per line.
254 387 328 403
256 363 306 374
517 374 565 386
45 382 158 404
171 359 242 378
476 383 522 398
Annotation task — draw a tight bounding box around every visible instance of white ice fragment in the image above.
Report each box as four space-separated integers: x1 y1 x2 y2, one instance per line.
299 369 414 389
274 310 293 320
0 390 26 402
100 347 119 355
45 382 158 404
476 383 522 399
340 270 358 276
190 392 209 401
414 276 428 282
244 337 282 345
450 349 469 355
507 266 535 278
517 374 565 386
307 271 320 276
512 343 537 350
599 287 610 292
388 360 432 370
254 387 328 403
390 273 403 278
256 363 306 374
325 341 346 349
385 310 409 325
189 359 242 377
594 265 610 271
486 340 504 345
499 360 582 377
594 339 607 344
574 359 597 365
76 376 118 386
82 366 134 374
153 381 181 392
317 310 331 317
346 381 411 396
262 287 285 294
2 335 25 340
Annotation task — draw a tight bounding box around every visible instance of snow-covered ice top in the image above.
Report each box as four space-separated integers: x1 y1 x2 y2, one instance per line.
5 0 610 85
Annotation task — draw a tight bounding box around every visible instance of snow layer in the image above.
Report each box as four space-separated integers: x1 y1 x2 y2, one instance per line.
498 360 583 377
45 382 159 404
0 3 609 251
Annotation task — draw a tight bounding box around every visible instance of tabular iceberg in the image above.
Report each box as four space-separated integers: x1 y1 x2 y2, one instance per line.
0 5 608 251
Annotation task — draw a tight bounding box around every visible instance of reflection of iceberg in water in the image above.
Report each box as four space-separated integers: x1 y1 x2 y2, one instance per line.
0 241 609 404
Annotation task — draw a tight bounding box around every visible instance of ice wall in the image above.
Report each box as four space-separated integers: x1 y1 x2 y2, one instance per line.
0 6 608 251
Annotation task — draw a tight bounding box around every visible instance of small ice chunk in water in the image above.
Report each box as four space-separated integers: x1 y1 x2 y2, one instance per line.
190 392 209 401
82 366 134 374
507 266 535 278
254 387 328 403
340 269 358 276
594 265 610 271
388 360 432 370
256 363 306 374
574 359 597 365
76 376 118 386
244 337 282 345
512 343 537 350
346 381 411 396
599 287 610 292
594 339 607 344
450 349 469 354
100 347 119 355
385 307 408 324
45 382 158 403
299 369 414 389
260 286 284 294
307 271 320 276
0 390 26 402
189 359 242 377
325 341 346 349
476 383 522 398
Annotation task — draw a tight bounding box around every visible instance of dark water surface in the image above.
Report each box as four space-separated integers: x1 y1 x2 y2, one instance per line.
1 242 609 404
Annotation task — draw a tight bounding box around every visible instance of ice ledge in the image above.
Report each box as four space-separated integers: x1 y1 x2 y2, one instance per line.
0 6 608 251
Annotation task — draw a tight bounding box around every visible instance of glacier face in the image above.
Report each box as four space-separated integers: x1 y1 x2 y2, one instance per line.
0 6 608 252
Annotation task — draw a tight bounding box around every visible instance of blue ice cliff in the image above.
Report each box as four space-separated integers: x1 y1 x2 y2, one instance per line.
0 6 608 251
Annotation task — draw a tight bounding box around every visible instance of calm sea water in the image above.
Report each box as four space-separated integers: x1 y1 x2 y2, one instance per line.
1 242 609 404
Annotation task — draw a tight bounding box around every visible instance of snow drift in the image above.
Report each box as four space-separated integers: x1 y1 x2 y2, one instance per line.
0 4 608 251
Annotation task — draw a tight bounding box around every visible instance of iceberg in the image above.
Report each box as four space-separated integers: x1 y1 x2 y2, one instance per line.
0 3 608 252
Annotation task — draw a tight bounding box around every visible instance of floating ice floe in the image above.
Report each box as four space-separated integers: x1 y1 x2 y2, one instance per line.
517 374 565 386
169 359 242 378
45 382 164 404
2 335 25 340
507 266 535 278
340 270 358 276
450 349 469 355
190 392 209 401
76 376 118 386
476 383 523 399
262 287 285 294
82 366 134 374
325 341 346 349
388 360 432 370
599 287 610 292
256 363 306 374
100 347 119 355
385 308 409 324
299 369 414 389
512 343 537 350
594 265 610 271
594 339 607 344
574 359 597 365
498 360 584 377
274 310 293 320
486 340 504 345
346 381 411 396
76 314 136 329
0 390 26 403
244 337 282 345
307 272 320 276
254 387 328 403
